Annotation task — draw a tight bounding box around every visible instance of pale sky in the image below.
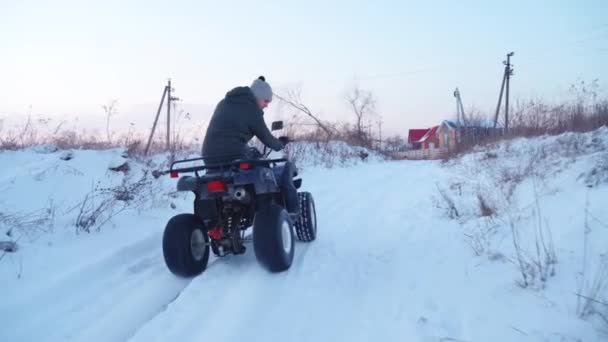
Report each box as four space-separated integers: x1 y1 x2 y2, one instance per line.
1 0 607 137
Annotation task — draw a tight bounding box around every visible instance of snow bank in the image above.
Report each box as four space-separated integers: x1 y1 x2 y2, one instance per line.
437 127 608 332
0 140 380 277
0 147 190 290
0 148 178 232
439 127 608 218
285 140 386 169
1 131 606 341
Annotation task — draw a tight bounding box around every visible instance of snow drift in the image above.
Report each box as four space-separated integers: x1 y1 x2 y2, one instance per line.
0 130 607 341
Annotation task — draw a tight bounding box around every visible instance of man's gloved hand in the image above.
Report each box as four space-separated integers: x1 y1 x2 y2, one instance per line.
278 136 290 146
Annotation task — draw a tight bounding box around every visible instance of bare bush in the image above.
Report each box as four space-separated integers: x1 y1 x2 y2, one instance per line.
73 190 120 233
68 172 157 233
464 220 500 257
508 80 606 137
282 140 377 169
441 80 607 160
582 152 608 187
577 250 608 326
576 256 608 326
167 105 198 156
0 202 57 262
506 210 533 287
476 192 496 217
0 203 56 240
283 141 308 168
577 194 608 325
0 107 201 157
531 179 557 283
452 153 557 288
0 113 39 149
499 164 533 200
506 178 557 289
102 99 118 144
434 184 460 219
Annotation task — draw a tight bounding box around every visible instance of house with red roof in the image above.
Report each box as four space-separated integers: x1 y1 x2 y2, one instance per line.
414 126 441 150
399 120 503 159
407 129 429 149
402 121 459 159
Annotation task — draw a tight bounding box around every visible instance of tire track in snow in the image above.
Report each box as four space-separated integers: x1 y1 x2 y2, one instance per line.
2 160 471 342
128 161 469 342
0 234 191 342
123 254 227 341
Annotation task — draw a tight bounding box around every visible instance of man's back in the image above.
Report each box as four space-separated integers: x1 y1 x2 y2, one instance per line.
201 85 283 165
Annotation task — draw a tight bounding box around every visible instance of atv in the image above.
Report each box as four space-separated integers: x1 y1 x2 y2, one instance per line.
159 121 317 277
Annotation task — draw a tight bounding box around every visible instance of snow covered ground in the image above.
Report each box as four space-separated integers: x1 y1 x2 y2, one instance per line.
0 132 607 341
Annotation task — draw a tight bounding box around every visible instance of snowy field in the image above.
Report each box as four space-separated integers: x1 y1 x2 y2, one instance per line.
0 132 607 342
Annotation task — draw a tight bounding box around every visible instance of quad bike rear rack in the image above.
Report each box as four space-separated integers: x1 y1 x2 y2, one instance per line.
154 156 288 179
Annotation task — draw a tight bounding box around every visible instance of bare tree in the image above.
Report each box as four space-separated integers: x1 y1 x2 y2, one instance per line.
102 99 118 144
345 84 377 147
274 86 335 139
384 135 406 152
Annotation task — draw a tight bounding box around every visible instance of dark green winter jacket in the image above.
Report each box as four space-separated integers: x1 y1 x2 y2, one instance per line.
201 86 284 164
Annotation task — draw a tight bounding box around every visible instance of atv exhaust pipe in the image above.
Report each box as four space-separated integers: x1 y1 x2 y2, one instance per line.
233 187 250 203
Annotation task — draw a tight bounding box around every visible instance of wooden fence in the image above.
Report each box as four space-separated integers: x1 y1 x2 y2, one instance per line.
392 148 447 160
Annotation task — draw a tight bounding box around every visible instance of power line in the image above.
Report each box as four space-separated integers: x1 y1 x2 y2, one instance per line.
564 31 608 47
357 67 449 81
520 28 608 63
590 23 608 30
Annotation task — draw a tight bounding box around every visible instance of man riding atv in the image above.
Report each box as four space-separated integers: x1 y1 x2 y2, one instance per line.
201 76 298 214
161 76 317 276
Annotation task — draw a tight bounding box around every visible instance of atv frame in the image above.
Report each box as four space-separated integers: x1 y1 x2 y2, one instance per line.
160 122 317 277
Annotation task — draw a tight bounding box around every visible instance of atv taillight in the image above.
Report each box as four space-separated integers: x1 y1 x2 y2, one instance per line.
208 226 224 240
207 180 226 193
239 162 250 170
170 171 179 178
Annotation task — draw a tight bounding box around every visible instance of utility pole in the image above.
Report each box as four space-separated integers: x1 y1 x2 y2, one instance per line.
377 118 383 151
493 52 514 133
493 73 507 129
453 88 467 127
167 79 171 150
145 79 180 155
453 87 467 147
455 88 461 127
505 52 514 133
368 120 372 148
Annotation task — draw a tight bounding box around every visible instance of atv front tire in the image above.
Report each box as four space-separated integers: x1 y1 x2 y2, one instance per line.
294 192 317 242
163 214 210 277
253 204 295 272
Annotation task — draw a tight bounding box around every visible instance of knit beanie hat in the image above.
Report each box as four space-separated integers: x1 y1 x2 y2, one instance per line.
250 76 273 102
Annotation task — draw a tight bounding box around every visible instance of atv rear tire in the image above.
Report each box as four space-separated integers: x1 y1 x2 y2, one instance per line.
253 204 295 272
294 192 317 242
163 214 210 277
